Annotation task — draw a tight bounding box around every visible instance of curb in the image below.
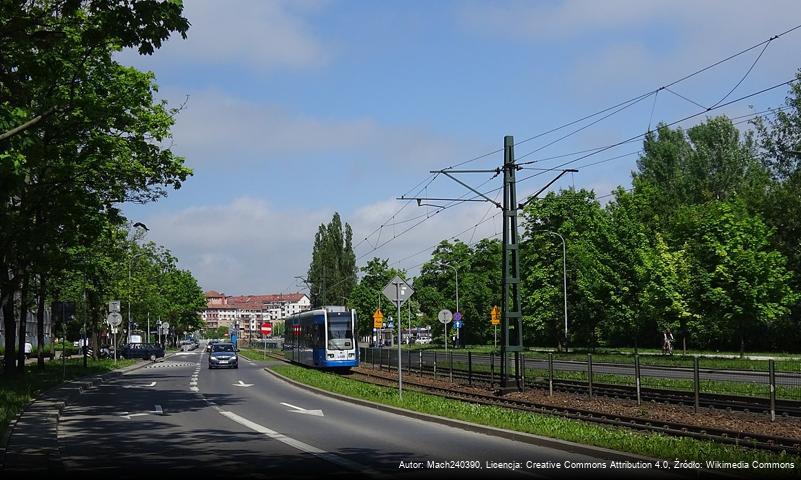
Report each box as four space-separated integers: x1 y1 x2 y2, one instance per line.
0 353 177 473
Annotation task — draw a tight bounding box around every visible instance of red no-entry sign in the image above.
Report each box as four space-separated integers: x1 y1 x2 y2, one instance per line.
260 322 272 335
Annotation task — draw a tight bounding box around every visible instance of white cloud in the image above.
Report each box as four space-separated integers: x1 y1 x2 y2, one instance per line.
142 197 331 294
119 0 330 72
160 88 471 174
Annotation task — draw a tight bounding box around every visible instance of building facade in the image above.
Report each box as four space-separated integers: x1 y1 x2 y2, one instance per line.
201 291 311 337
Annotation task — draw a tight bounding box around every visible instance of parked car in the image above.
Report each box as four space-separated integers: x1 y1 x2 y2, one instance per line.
119 343 164 361
179 339 197 351
208 342 238 369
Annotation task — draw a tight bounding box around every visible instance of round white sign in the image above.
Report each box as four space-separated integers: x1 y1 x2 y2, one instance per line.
107 311 123 327
437 309 453 324
161 322 170 330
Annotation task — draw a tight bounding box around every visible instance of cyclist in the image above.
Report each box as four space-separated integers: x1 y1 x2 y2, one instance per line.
662 328 674 355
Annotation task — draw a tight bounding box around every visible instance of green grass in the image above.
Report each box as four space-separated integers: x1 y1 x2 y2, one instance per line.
0 357 137 440
238 348 281 361
272 364 801 470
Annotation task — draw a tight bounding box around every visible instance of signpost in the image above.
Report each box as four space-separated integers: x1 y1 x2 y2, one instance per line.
438 309 453 382
261 322 272 358
107 311 123 363
491 305 500 349
383 276 414 397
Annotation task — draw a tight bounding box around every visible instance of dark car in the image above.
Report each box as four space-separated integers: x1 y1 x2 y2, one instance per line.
119 343 165 361
208 342 238 369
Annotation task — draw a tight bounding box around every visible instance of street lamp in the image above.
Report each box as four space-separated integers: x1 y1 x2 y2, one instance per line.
533 230 568 351
127 222 148 343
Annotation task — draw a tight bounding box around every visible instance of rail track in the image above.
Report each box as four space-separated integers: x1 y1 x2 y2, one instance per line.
343 367 801 456
365 360 801 417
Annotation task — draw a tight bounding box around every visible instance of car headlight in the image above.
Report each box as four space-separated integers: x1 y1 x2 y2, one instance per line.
230 356 237 361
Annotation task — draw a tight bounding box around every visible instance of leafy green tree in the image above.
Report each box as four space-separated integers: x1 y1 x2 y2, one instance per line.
307 213 357 307
676 201 797 353
0 1 190 374
348 258 408 338
522 189 613 349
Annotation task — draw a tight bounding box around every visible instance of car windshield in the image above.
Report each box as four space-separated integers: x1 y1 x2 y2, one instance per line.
212 344 235 353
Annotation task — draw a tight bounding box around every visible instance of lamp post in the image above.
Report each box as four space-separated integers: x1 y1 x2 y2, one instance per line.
441 263 459 347
127 223 148 344
534 230 568 351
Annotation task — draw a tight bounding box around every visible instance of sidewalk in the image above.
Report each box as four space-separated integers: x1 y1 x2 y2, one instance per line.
0 354 175 473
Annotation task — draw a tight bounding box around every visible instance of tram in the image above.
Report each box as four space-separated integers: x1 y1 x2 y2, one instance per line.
283 306 358 369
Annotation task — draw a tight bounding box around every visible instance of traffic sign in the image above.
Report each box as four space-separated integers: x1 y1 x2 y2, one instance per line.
454 320 462 329
107 312 122 327
453 311 462 322
491 305 500 325
438 309 453 324
292 324 301 335
260 322 272 335
161 321 170 331
108 300 121 313
383 276 414 307
373 309 384 329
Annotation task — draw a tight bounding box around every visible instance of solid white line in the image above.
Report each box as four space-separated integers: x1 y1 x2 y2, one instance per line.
218 411 383 476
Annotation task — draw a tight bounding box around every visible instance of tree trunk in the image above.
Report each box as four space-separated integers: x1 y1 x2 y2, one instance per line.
1 261 17 374
37 274 47 368
17 275 29 374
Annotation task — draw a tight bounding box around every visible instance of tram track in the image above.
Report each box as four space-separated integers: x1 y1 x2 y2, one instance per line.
342 367 801 457
367 360 801 418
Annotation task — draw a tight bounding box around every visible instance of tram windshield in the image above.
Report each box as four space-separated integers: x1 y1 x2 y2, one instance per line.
327 318 353 350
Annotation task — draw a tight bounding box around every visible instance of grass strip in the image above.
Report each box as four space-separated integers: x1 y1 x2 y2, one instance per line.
0 357 137 440
272 364 801 470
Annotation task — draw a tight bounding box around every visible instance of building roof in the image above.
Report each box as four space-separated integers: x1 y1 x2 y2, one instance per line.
226 293 307 304
204 292 308 309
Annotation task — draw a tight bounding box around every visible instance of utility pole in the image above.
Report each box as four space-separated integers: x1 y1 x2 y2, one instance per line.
401 135 577 393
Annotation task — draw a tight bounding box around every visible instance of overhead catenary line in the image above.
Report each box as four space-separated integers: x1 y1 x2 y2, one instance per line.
355 24 801 265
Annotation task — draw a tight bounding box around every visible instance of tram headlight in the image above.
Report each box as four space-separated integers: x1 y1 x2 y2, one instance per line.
348 353 355 358
328 354 335 359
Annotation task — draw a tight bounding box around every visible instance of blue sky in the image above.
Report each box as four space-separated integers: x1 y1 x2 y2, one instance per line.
119 0 801 295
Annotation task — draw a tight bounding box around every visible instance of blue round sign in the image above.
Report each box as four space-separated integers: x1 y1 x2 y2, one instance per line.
453 311 462 322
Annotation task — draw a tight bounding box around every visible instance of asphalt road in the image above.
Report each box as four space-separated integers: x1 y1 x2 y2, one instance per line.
57 348 683 479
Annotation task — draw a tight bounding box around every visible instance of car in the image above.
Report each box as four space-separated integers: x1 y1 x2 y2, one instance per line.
119 343 165 361
179 339 197 351
205 340 220 352
208 342 238 369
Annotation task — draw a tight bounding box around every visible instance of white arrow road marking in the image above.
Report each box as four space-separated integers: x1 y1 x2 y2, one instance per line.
123 381 157 389
190 386 199 392
119 412 149 419
280 402 324 417
219 411 383 477
233 380 253 387
150 405 163 415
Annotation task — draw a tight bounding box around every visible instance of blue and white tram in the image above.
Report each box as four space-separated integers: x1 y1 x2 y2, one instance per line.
283 306 358 369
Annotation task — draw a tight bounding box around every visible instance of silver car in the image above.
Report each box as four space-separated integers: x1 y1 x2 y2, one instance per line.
208 342 238 369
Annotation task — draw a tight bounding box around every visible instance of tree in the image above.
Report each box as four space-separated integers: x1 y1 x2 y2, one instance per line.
348 258 408 338
676 201 797 353
0 1 190 374
307 213 357 307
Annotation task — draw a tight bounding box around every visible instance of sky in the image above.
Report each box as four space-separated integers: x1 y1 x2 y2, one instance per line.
118 0 801 296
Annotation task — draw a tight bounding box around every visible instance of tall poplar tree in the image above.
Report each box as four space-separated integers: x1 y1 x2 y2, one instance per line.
306 213 357 307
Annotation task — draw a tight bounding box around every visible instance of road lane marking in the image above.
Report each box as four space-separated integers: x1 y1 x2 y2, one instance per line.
233 380 253 387
123 381 157 388
280 402 324 417
120 412 149 419
151 405 163 415
190 386 199 392
219 410 384 477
